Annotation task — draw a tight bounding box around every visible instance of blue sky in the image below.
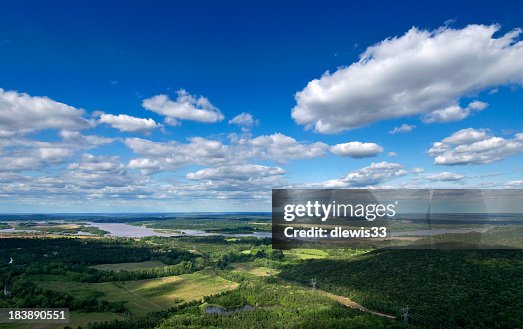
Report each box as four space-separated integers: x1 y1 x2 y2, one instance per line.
0 0 522 212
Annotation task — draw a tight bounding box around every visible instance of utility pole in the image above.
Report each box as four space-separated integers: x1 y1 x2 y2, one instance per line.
310 277 317 290
3 283 11 298
401 305 409 324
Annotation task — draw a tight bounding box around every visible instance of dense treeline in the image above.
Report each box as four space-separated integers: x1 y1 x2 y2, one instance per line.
279 249 523 329
0 237 198 266
0 277 125 313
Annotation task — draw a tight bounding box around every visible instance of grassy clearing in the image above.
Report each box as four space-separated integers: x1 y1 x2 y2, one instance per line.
232 263 279 277
90 260 167 271
33 269 238 316
283 248 328 260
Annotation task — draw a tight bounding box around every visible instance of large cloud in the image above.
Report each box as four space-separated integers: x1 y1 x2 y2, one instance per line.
0 131 115 172
124 137 229 170
0 88 92 136
0 154 149 202
142 89 224 125
428 128 523 165
0 155 43 172
292 24 523 133
124 133 328 172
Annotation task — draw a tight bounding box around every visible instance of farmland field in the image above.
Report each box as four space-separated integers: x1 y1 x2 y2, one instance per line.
32 269 238 316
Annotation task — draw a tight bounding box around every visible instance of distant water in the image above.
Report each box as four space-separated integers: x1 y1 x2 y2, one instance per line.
85 223 178 238
0 228 37 233
0 222 272 238
85 222 271 238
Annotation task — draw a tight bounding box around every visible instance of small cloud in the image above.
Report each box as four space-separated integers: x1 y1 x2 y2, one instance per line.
388 151 397 157
507 180 523 188
330 141 383 158
444 18 457 26
142 89 224 125
423 101 488 123
428 128 523 165
390 124 416 134
228 113 259 132
302 161 408 188
426 172 465 182
98 113 161 134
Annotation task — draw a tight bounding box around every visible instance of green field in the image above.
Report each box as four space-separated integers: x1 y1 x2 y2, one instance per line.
231 262 279 276
34 268 238 316
90 260 168 271
283 248 328 260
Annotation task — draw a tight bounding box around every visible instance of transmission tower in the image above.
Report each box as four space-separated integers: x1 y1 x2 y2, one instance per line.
310 277 317 290
401 305 409 324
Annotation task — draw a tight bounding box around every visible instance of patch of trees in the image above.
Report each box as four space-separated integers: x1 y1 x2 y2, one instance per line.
0 238 197 267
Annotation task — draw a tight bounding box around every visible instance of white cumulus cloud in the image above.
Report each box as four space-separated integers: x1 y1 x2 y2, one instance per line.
330 141 383 158
428 128 523 165
185 164 286 196
247 133 328 162
142 89 224 125
0 88 92 136
305 161 408 188
390 124 416 134
187 164 284 181
426 172 465 181
423 101 488 123
228 113 259 131
124 133 328 171
292 24 523 133
98 113 161 133
506 180 523 188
